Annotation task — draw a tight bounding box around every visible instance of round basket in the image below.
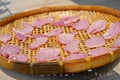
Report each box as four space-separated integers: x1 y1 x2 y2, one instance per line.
0 5 120 75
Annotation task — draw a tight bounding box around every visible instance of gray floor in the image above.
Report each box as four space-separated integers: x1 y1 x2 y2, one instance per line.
0 0 120 80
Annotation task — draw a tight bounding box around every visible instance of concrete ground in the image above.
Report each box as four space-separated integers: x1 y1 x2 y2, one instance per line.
0 0 120 80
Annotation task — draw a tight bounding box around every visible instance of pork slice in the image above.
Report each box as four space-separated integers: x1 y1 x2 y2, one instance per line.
85 36 106 48
0 45 21 58
64 53 87 61
36 48 60 62
103 22 120 39
30 34 47 39
72 19 90 30
15 33 27 42
0 34 12 44
87 20 106 34
29 37 48 50
45 28 63 37
113 36 120 48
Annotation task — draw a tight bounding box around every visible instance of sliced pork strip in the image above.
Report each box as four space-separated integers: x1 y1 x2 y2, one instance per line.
15 33 27 41
45 28 63 37
64 53 87 61
29 37 48 49
0 45 21 58
113 36 120 48
0 34 12 44
30 34 47 39
85 36 106 48
36 48 60 62
103 22 120 39
33 17 54 28
63 39 80 53
87 20 106 34
89 47 109 57
72 19 90 30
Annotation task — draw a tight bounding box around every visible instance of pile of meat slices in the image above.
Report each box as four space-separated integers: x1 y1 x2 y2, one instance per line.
0 16 120 63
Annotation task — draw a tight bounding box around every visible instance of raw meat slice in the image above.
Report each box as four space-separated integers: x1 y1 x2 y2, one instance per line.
9 54 28 62
12 22 34 35
72 19 90 30
29 37 48 49
33 17 53 28
58 33 76 44
36 48 60 62
113 36 120 48
103 22 120 39
53 16 79 26
89 47 109 57
63 39 80 53
87 20 106 34
64 53 87 61
30 34 47 39
85 36 106 48
0 45 21 58
15 33 27 41
45 28 63 37
0 34 12 44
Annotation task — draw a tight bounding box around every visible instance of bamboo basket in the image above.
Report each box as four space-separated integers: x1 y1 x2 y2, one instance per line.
0 5 120 75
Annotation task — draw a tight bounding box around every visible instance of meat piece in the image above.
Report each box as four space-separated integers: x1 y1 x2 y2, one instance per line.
58 33 76 44
0 45 21 58
53 16 79 26
87 20 106 34
30 34 47 39
33 17 53 28
89 47 109 57
63 39 80 53
15 33 27 41
72 19 90 30
9 54 28 62
45 28 63 37
12 22 34 35
64 53 87 61
29 37 48 49
36 48 60 62
103 22 120 39
113 36 120 48
85 36 106 48
0 34 12 44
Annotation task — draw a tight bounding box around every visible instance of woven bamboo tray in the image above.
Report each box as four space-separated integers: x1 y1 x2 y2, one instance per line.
0 5 120 75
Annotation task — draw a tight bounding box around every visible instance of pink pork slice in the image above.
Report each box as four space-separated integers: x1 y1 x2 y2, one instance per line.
64 53 87 61
103 22 120 39
53 16 79 26
58 33 76 44
15 33 27 41
36 48 60 62
63 39 80 53
32 17 53 28
9 54 28 62
29 37 48 50
30 34 47 39
0 34 12 44
87 20 106 34
113 36 120 48
85 36 106 48
45 28 63 37
89 47 109 57
72 19 90 30
0 45 21 58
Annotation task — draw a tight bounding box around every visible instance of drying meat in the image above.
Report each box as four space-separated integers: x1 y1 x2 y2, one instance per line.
89 47 109 57
113 36 120 48
0 45 21 58
45 28 63 37
30 34 47 39
85 36 106 48
36 48 60 62
53 16 79 26
15 33 27 41
33 17 53 28
87 20 106 34
103 22 120 39
29 37 48 49
72 19 90 30
0 34 12 44
9 54 28 62
64 53 87 61
58 33 76 44
63 39 80 53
